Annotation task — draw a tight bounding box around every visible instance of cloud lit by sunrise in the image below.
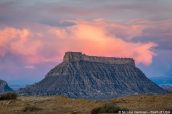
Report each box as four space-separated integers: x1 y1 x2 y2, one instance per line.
0 19 158 65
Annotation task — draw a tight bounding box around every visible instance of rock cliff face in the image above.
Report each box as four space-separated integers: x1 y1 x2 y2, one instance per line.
63 52 135 65
19 52 166 99
0 80 13 93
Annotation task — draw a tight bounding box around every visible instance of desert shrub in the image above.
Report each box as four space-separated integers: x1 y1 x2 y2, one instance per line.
0 92 18 100
67 111 82 114
164 108 172 113
23 105 42 112
91 103 128 114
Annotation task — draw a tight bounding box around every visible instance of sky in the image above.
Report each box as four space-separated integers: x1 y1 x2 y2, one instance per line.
0 0 172 86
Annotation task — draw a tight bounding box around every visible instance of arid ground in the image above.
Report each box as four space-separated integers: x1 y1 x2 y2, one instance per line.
0 94 171 114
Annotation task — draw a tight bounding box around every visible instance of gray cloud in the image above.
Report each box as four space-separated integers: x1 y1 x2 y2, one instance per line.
1 0 172 26
133 21 172 50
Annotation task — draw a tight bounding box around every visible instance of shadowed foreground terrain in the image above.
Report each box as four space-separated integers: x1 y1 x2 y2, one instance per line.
0 94 171 114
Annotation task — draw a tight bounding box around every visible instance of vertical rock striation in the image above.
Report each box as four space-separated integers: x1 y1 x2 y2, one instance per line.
19 52 166 99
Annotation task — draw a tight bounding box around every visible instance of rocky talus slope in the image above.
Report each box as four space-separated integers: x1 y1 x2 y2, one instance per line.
19 52 166 99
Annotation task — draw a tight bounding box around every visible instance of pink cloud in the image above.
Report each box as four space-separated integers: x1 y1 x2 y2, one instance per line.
0 19 158 65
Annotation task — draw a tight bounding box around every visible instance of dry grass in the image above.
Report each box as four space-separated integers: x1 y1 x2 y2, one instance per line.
112 94 172 111
0 94 171 114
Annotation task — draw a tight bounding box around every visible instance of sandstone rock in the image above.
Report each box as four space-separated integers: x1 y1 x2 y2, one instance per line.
63 52 135 65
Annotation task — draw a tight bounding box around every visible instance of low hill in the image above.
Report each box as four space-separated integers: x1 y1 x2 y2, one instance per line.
161 85 172 92
0 79 13 93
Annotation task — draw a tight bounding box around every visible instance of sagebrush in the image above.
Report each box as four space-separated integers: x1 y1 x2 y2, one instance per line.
0 93 18 100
